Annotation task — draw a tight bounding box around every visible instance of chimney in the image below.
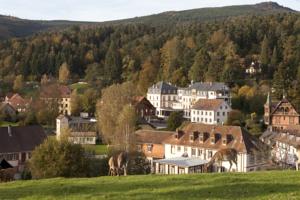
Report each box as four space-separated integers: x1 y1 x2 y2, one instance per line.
7 125 12 137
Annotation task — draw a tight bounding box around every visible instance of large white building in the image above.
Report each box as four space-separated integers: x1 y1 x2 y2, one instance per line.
190 99 231 124
147 81 230 119
147 82 179 118
152 123 269 174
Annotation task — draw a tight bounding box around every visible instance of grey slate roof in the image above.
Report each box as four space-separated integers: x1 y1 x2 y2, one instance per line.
0 125 47 153
189 82 229 91
155 157 209 167
148 81 177 94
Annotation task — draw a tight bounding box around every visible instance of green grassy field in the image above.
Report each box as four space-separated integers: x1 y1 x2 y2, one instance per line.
83 144 108 155
0 171 300 200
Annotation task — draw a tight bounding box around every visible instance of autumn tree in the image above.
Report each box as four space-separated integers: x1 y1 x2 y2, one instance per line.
58 62 70 84
70 90 82 116
13 75 24 92
97 82 137 145
115 104 137 150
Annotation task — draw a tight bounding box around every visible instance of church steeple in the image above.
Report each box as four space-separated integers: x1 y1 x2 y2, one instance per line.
264 92 272 125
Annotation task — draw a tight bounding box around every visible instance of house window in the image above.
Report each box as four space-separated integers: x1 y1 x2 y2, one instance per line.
217 112 220 116
198 149 203 156
177 146 181 152
147 144 153 152
208 151 213 158
137 145 142 152
184 147 187 152
223 112 225 116
171 145 176 154
191 148 196 157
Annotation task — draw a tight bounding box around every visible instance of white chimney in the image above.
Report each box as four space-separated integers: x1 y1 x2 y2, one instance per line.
7 125 12 137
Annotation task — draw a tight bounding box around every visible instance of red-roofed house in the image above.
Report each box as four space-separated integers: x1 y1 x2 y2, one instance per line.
4 93 31 112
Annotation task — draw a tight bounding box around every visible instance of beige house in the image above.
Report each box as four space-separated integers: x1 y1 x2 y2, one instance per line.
40 84 72 115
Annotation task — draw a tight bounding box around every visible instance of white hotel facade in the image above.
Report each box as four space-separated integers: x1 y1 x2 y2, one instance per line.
147 81 231 123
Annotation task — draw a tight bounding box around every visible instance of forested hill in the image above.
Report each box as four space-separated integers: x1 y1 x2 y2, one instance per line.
0 15 98 40
0 2 296 40
103 2 296 25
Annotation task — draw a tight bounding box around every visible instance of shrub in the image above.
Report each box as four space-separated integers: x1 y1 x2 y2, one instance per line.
29 138 89 179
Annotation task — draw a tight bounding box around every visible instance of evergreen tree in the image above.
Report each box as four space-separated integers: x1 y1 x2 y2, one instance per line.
188 48 210 82
272 63 285 100
260 35 270 74
104 41 122 84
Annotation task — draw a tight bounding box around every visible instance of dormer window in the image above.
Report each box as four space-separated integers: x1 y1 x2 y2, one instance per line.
147 144 153 152
199 132 209 143
189 134 194 142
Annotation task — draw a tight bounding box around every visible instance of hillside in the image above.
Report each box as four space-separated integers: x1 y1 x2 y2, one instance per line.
0 15 98 40
0 171 299 199
0 2 296 40
105 2 296 26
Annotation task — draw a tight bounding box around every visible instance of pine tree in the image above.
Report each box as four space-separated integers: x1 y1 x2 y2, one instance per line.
104 41 122 84
272 63 285 100
292 65 300 111
260 35 270 67
188 48 210 82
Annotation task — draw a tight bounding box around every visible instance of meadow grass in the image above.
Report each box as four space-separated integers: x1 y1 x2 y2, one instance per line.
0 171 300 200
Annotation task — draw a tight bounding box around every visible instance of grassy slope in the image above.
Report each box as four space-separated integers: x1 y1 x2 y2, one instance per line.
0 171 300 200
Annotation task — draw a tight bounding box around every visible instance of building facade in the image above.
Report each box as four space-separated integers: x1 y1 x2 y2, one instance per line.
0 126 47 170
147 81 178 118
132 96 156 121
40 84 72 115
56 114 98 145
190 99 231 124
147 81 230 119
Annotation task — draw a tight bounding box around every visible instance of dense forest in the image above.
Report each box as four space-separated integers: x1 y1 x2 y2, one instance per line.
0 2 299 134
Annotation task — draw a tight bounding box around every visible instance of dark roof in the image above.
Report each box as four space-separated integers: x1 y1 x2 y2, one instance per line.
191 99 226 111
0 159 13 169
148 81 177 94
0 126 47 153
188 82 229 91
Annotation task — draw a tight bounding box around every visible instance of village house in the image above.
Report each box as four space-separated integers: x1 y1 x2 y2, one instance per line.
264 94 300 130
261 125 300 168
0 125 47 170
177 82 230 119
4 93 31 112
153 123 269 174
245 61 262 75
135 130 174 165
132 96 156 122
147 81 230 119
40 84 72 115
190 99 231 124
56 113 98 145
0 103 17 122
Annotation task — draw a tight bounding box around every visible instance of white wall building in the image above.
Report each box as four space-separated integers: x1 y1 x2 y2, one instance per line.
154 123 269 174
261 127 300 167
56 113 98 145
147 81 230 119
147 81 179 118
190 99 231 124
